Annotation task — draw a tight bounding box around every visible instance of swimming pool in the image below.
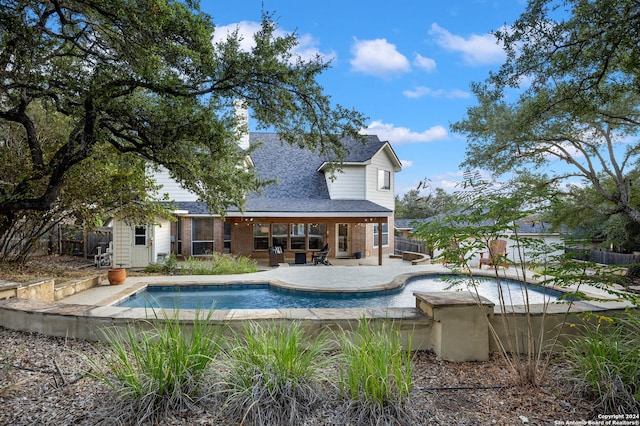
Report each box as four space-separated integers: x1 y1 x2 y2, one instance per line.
116 275 566 310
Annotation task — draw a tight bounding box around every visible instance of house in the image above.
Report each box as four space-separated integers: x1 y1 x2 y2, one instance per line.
112 132 402 268
395 217 565 267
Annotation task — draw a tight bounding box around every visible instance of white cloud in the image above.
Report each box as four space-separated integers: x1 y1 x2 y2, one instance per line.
212 21 335 62
413 54 436 72
403 86 470 99
397 172 464 195
363 120 448 144
401 159 413 168
429 23 505 66
350 38 411 78
427 171 465 192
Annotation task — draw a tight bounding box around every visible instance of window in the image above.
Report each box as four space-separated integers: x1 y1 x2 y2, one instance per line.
192 217 214 255
373 222 389 247
378 169 391 190
308 224 325 250
223 222 231 253
290 223 306 250
253 223 270 250
271 223 288 250
176 218 182 254
134 226 147 246
253 223 326 251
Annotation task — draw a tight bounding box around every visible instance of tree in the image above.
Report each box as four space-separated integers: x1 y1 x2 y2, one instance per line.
395 187 457 219
452 0 640 226
542 174 640 252
0 1 366 261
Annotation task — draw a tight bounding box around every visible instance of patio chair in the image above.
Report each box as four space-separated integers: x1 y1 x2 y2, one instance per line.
479 239 508 268
94 242 112 268
312 244 331 265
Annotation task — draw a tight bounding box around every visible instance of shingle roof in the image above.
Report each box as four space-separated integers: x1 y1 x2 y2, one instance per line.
248 133 388 200
173 133 393 216
172 199 391 215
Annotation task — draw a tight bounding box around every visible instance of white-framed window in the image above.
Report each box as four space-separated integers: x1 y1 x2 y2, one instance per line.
373 222 389 247
378 169 391 190
192 217 214 255
134 225 147 246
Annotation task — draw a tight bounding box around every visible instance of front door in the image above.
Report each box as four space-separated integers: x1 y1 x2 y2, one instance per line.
131 225 151 267
336 223 350 258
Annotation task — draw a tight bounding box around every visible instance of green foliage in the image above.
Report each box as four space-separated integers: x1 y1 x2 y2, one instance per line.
336 318 415 425
182 254 259 275
221 321 332 425
143 253 258 275
452 0 640 228
565 312 640 414
163 252 179 275
0 1 367 262
540 170 640 252
86 309 222 425
411 177 620 386
395 185 458 219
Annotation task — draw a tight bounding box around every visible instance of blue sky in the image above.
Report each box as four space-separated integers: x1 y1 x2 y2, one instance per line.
202 0 528 196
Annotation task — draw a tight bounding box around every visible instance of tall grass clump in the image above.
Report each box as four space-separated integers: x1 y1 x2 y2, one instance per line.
336 318 416 426
87 309 222 425
222 321 332 425
184 253 259 275
565 312 640 414
411 177 630 387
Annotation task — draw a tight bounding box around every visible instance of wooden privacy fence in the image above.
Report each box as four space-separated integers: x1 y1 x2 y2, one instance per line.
53 225 112 260
394 237 429 256
566 247 640 265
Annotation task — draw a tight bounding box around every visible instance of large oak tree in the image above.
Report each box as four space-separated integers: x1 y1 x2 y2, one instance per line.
452 0 640 227
0 0 366 261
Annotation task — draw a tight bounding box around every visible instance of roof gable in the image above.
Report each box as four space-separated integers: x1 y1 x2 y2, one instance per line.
248 133 394 200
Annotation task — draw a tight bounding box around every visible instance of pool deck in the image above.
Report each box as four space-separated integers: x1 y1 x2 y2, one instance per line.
59 256 622 307
1 256 634 356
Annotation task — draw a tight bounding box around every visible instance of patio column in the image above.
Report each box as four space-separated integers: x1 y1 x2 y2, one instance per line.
377 218 383 265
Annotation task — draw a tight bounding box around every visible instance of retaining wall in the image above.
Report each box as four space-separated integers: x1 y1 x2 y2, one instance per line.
0 289 634 362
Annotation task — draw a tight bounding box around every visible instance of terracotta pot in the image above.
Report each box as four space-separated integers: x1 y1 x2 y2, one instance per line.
107 268 126 285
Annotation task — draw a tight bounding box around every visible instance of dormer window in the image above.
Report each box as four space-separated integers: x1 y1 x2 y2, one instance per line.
378 169 391 190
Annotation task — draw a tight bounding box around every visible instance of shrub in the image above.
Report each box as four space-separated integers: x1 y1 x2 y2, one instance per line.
143 253 258 275
565 311 640 414
86 309 222 425
142 263 164 273
163 252 179 274
183 253 258 275
336 318 416 425
221 321 332 425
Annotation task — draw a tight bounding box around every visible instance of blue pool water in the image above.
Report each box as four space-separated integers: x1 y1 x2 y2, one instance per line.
116 275 566 310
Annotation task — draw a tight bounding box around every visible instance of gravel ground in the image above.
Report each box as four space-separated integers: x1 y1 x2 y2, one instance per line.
0 326 595 425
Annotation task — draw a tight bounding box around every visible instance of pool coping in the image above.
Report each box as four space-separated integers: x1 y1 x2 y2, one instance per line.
105 271 580 311
0 263 636 361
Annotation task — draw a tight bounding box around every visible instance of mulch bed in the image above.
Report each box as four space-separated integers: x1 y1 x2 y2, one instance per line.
0 327 596 425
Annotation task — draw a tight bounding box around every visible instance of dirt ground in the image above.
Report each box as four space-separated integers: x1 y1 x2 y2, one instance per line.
0 255 98 283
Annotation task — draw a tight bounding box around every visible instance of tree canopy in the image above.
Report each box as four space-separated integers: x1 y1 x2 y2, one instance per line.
452 0 640 229
0 0 366 261
394 187 457 219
